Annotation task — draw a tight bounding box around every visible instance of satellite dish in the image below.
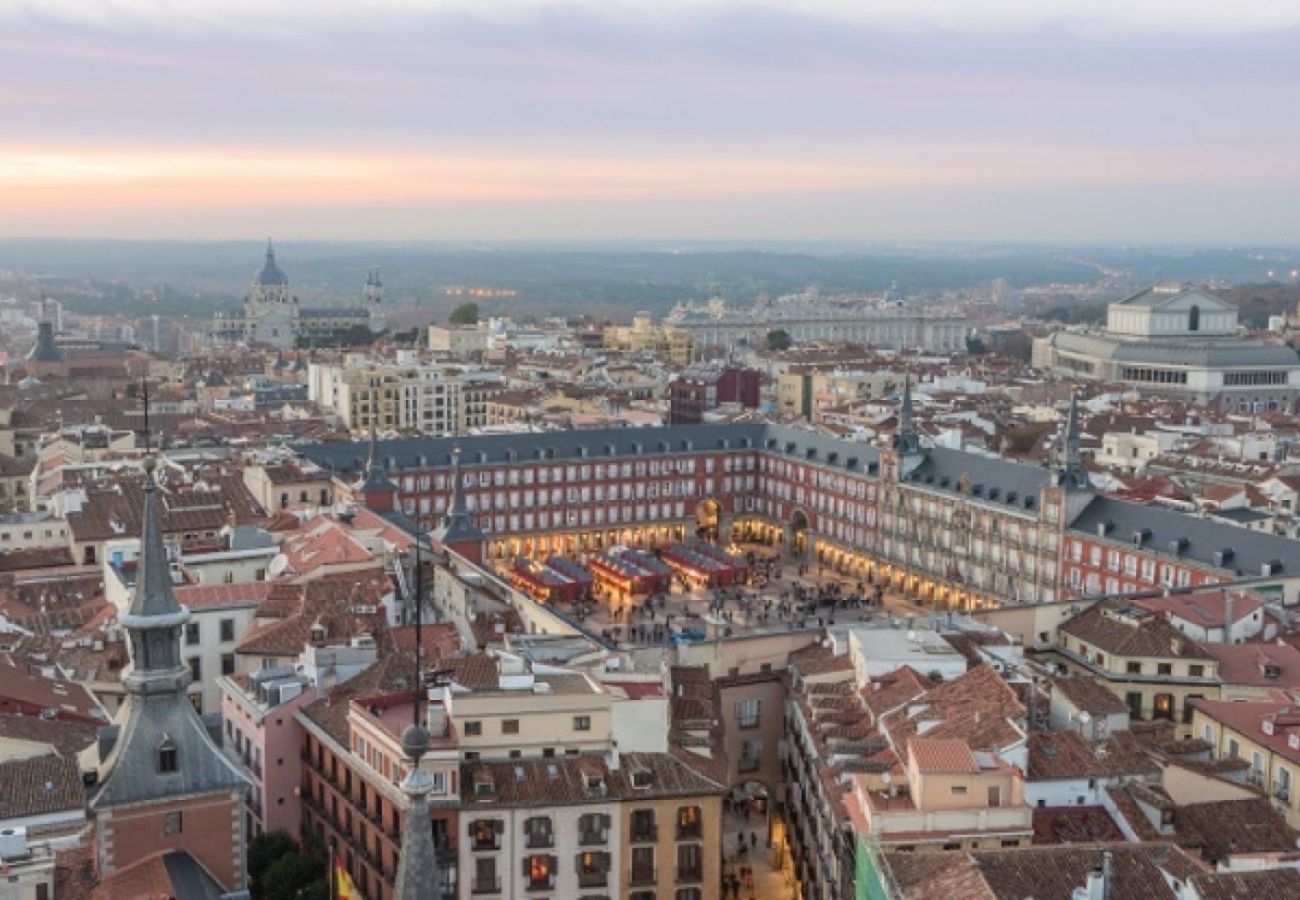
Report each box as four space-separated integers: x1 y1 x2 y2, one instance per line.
881 772 893 786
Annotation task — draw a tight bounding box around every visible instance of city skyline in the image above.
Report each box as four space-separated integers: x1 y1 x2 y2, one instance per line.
2 0 1299 242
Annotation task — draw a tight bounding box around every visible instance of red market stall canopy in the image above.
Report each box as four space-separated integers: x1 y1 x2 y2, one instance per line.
546 556 593 588
589 546 671 595
509 557 581 603
661 543 744 586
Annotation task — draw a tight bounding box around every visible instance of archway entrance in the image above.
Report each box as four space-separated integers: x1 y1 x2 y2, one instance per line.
696 498 721 544
789 510 808 559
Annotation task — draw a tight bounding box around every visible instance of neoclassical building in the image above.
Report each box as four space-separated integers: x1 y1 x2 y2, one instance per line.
1033 284 1300 411
212 242 386 348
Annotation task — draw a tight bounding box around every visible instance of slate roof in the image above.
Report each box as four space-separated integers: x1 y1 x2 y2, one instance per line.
1071 496 1300 580
295 422 881 479
461 751 723 808
1045 330 1300 367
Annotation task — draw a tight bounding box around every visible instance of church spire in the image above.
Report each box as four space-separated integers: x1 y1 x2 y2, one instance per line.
431 446 484 563
893 375 921 456
1057 392 1090 491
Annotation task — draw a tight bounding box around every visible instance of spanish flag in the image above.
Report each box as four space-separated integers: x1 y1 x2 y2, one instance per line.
333 853 361 900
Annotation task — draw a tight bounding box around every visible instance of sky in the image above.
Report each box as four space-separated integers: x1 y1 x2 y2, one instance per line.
2 0 1299 243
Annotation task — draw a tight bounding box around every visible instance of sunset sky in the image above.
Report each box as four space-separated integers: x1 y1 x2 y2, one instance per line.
2 0 1298 242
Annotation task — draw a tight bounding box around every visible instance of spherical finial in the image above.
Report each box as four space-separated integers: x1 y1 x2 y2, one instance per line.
401 723 430 763
142 456 157 474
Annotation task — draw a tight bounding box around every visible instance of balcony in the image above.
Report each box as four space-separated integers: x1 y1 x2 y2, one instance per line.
525 834 554 850
630 825 658 844
1275 785 1291 804
471 838 501 853
676 823 702 841
578 870 609 888
629 866 657 886
579 830 608 846
471 877 502 895
677 866 703 884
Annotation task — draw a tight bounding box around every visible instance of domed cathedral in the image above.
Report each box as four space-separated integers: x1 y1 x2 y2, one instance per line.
211 240 385 348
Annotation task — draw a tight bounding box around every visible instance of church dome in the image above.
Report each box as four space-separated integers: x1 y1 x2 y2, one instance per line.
256 240 289 286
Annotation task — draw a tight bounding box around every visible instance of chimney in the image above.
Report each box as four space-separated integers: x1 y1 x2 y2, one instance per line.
1223 590 1234 644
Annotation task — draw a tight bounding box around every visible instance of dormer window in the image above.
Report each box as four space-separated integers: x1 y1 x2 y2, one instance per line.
158 738 178 774
631 769 652 789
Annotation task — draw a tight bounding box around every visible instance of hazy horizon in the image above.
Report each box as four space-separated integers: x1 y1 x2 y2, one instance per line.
3 1 1299 243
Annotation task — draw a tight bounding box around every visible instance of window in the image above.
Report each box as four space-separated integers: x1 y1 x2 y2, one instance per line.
473 857 500 894
1153 693 1174 721
576 850 610 888
163 811 182 835
676 843 703 882
631 809 657 842
221 653 235 676
502 719 520 735
525 854 556 891
573 715 591 732
1126 662 1142 674
676 805 702 840
739 739 761 773
525 816 554 848
1157 663 1172 676
676 891 702 900
470 819 501 851
630 846 656 885
736 698 760 729
220 618 235 642
1189 665 1205 677
464 721 482 736
158 739 178 773
188 657 201 682
185 623 200 645
950 785 968 795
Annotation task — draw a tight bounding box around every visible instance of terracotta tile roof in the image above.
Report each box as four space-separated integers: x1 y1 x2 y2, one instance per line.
789 644 855 677
0 753 85 819
1173 797 1300 861
1189 697 1300 766
0 653 104 723
908 737 979 774
886 842 1208 900
882 664 1026 755
1188 868 1300 900
0 572 106 635
1060 602 1215 661
173 580 272 610
1052 675 1128 715
862 666 934 724
235 570 392 657
0 546 76 573
1132 590 1265 631
442 653 500 690
0 713 98 757
1028 730 1158 781
1203 642 1300 688
389 623 464 661
300 651 419 745
1031 806 1125 844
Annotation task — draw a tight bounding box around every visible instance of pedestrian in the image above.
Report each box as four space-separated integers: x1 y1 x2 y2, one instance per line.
750 830 757 849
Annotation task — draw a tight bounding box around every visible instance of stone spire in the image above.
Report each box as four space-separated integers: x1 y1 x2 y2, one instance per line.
356 421 397 509
1057 392 1090 491
393 723 442 900
892 375 922 456
431 446 484 563
89 442 247 833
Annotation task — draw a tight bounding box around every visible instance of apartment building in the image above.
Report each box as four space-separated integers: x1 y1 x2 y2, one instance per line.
617 752 724 900
458 755 622 898
445 654 614 762
1191 697 1300 828
307 358 504 435
1054 601 1219 732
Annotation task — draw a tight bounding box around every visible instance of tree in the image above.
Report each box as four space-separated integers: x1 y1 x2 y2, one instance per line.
248 831 296 888
260 851 327 900
449 302 480 325
765 328 792 351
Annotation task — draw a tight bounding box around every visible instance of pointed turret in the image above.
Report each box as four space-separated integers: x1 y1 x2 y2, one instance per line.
1057 392 1091 491
89 452 248 888
431 447 484 563
356 422 397 511
893 375 922 456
